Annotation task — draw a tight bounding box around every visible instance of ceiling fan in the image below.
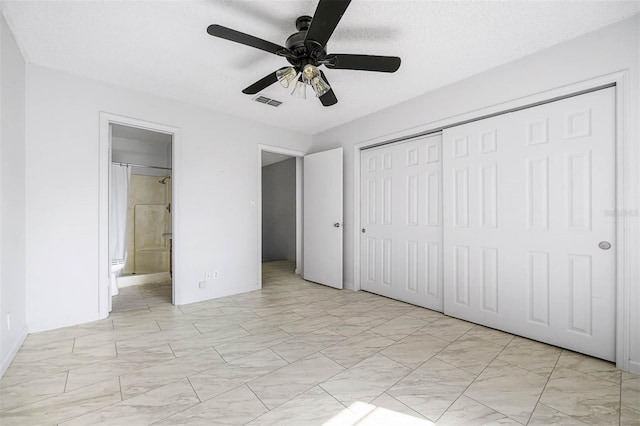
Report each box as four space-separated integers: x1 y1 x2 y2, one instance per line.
206 0 401 107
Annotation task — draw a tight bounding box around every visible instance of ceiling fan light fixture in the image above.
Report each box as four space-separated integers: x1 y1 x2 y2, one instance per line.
290 78 307 99
276 67 297 88
302 64 330 97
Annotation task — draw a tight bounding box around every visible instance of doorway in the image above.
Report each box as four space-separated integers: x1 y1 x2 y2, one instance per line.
109 124 173 312
99 113 180 317
257 145 304 288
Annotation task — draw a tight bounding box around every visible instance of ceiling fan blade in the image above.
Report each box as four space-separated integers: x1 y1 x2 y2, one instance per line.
242 68 286 94
305 0 351 48
207 24 287 56
325 54 401 72
318 71 338 107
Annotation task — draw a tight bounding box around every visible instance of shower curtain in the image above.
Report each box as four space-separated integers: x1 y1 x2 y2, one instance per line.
110 164 131 295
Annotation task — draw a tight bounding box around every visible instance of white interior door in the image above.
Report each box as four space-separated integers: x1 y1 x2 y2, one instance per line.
360 134 443 310
303 148 343 289
443 88 616 361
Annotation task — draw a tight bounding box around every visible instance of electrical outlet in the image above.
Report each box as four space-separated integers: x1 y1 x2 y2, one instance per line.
6 313 10 331
199 281 207 289
205 271 212 280
213 270 220 279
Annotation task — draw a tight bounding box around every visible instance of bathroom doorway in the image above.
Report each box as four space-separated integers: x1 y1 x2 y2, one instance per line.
108 123 174 312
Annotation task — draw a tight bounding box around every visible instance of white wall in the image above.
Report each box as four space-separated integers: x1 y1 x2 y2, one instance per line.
312 16 640 371
262 158 296 262
0 13 27 375
25 65 311 332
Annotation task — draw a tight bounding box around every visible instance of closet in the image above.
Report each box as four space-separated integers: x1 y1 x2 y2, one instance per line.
360 87 616 361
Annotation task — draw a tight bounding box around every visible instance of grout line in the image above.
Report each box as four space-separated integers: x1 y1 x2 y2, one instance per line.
245 383 271 412
523 348 563 425
118 376 123 401
186 377 202 403
63 370 70 393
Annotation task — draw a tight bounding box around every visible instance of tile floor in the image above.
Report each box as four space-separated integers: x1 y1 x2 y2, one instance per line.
1 261 638 425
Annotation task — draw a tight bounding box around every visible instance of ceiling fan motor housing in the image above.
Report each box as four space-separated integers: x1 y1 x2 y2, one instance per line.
285 16 327 68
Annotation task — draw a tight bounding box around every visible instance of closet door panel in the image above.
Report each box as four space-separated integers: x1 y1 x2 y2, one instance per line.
443 88 616 361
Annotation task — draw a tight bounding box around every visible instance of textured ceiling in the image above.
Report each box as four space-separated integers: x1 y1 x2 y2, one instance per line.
1 1 638 135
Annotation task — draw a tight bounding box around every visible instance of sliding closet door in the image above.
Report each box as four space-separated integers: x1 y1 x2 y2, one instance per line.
443 88 616 361
360 134 443 311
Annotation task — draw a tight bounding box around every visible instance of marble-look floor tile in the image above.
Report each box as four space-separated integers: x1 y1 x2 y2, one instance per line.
403 307 445 323
463 359 548 424
168 325 248 357
345 400 435 425
381 333 449 369
369 392 429 421
416 317 475 342
60 378 199 426
213 330 292 362
188 349 288 402
119 348 224 399
539 367 621 425
556 350 621 384
621 403 640 426
0 371 68 412
320 354 411 405
496 336 561 377
0 377 121 426
320 330 395 368
464 325 514 347
277 314 343 335
248 352 344 409
435 335 503 375
436 395 520 425
527 403 590 425
370 315 432 341
326 313 388 338
65 344 175 391
248 386 351 426
270 329 345 363
387 358 476 422
155 384 268 425
10 338 75 365
622 371 640 411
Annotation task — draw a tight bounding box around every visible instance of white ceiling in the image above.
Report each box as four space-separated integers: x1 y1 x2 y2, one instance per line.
1 1 638 135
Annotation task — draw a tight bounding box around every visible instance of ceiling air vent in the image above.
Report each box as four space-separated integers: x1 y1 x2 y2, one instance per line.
253 95 283 107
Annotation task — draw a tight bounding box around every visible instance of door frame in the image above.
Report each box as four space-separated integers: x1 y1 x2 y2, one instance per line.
257 144 305 288
98 112 180 317
352 71 633 371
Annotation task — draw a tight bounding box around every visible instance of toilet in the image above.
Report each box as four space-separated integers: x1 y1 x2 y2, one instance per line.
111 259 126 296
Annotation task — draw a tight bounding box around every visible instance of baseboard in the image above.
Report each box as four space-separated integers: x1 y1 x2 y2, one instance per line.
118 272 170 288
0 326 28 378
629 360 640 375
28 311 104 334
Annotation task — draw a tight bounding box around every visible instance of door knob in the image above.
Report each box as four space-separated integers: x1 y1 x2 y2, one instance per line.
334 222 341 228
361 228 366 233
598 241 612 250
